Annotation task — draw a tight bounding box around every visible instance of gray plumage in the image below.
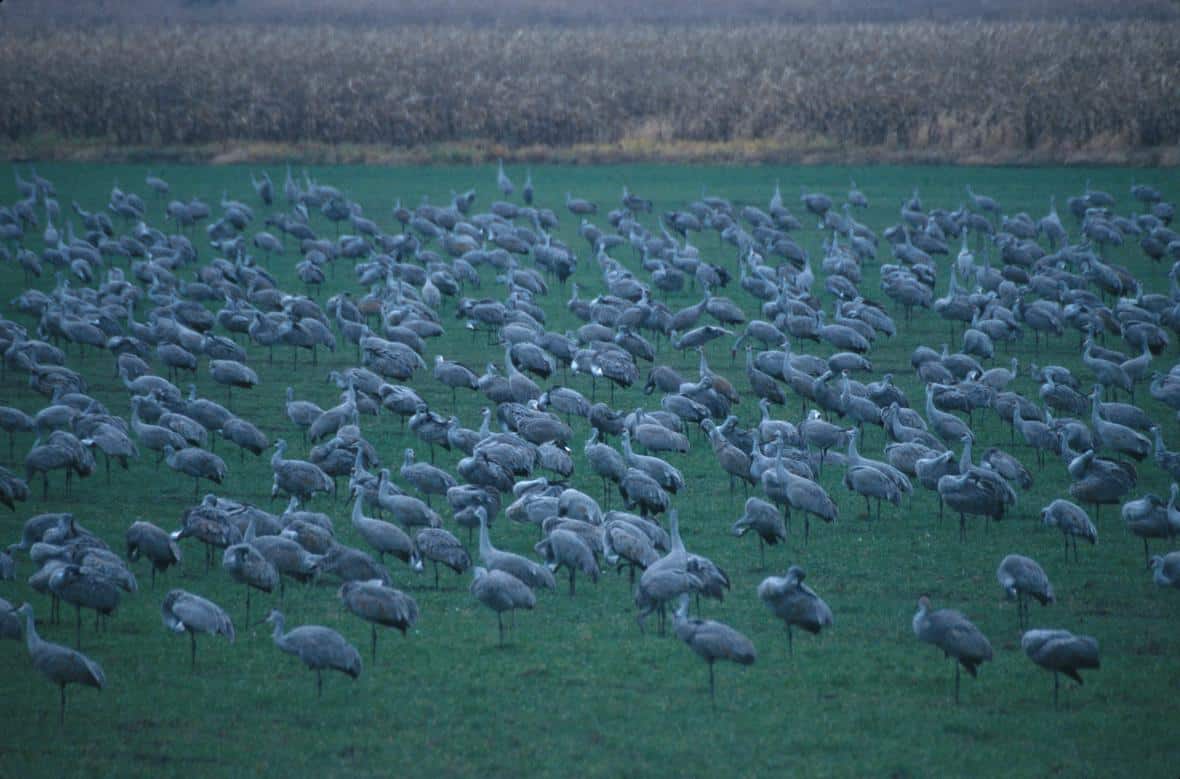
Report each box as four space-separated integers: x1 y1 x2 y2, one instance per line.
757 565 833 655
163 445 227 499
160 588 235 670
672 594 756 704
266 609 362 697
412 527 471 589
912 595 993 703
476 508 555 590
1021 629 1099 707
534 528 598 597
1150 551 1180 588
1040 499 1097 562
399 448 457 501
731 498 786 569
339 579 418 662
125 520 182 586
996 554 1054 628
222 541 278 625
470 566 535 645
49 564 120 649
318 543 391 585
13 602 105 724
351 493 413 564
222 417 269 458
270 438 334 502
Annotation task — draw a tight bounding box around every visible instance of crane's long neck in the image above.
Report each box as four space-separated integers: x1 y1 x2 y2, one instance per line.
621 434 634 462
352 495 364 528
1153 427 1165 455
847 431 859 462
22 609 41 653
478 511 495 559
960 437 973 472
479 410 491 439
270 613 286 644
669 512 685 557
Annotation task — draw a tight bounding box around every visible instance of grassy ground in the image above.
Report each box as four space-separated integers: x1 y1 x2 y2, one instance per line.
0 162 1177 777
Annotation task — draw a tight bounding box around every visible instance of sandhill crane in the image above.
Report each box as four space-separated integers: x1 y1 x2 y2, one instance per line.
125 520 182 586
476 508 555 590
996 554 1054 628
731 497 786 569
80 422 138 484
285 387 322 441
1122 489 1178 564
1012 403 1059 468
160 589 234 670
496 159 513 198
163 445 226 499
1021 629 1099 708
222 541 278 626
208 359 258 407
470 566 535 646
1040 499 1097 562
844 460 902 521
1150 552 1180 588
339 580 418 663
399 448 457 505
534 528 598 596
350 494 413 565
602 519 659 584
671 594 755 706
757 565 834 655
1090 387 1149 461
761 440 837 542
1082 338 1132 397
265 609 361 697
49 564 120 649
433 355 478 408
412 527 471 589
584 428 626 504
271 439 334 503
912 595 993 704
12 602 105 724
925 384 974 447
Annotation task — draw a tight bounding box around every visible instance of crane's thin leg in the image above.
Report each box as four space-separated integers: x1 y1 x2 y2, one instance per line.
804 515 810 545
569 568 576 597
758 537 765 570
1053 672 1060 709
954 662 961 704
317 669 323 698
434 563 441 591
708 661 716 707
371 624 378 664
60 683 66 726
497 612 504 646
190 631 197 671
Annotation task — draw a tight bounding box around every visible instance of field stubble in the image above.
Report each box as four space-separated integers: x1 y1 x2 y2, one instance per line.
1 21 1179 165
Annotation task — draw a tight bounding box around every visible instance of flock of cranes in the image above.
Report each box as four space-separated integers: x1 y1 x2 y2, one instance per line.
0 159 1178 731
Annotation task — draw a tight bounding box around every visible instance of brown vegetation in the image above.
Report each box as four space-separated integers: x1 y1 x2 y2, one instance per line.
1 21 1178 164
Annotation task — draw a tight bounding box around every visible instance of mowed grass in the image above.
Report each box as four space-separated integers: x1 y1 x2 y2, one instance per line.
0 162 1177 778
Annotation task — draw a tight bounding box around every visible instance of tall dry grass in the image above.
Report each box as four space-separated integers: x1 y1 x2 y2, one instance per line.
1 21 1177 161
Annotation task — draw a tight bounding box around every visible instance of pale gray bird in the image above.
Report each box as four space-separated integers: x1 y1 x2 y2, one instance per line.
996 554 1054 628
534 528 598 597
757 565 833 655
13 602 105 724
671 593 756 706
265 609 362 697
476 508 556 590
1040 499 1097 563
1021 629 1099 708
222 542 278 626
411 527 471 589
912 595 993 703
125 520 182 587
470 566 535 646
338 580 419 663
160 589 235 670
731 497 787 569
1150 551 1180 589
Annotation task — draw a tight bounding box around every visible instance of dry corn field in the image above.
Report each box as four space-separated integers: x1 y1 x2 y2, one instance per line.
1 21 1179 163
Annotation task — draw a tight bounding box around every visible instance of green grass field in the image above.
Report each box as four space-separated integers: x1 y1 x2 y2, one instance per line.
0 162 1177 778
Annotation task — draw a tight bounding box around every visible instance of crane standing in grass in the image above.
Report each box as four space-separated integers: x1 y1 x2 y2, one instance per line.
13 602 105 724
